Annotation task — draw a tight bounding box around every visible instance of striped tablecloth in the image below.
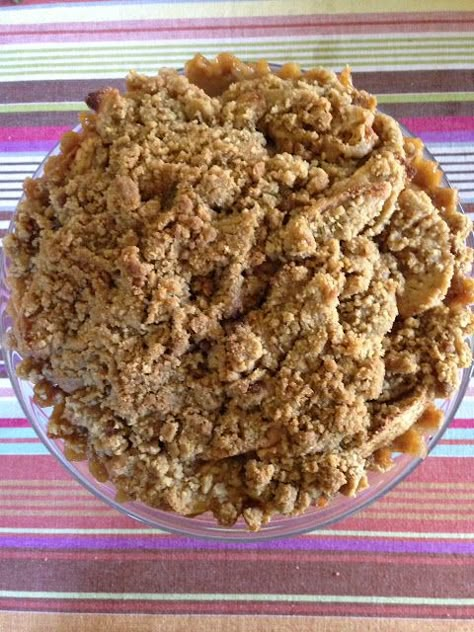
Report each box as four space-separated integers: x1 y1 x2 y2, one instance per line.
1 2 473 630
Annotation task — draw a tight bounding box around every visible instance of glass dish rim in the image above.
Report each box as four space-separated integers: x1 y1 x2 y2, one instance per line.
0 98 472 542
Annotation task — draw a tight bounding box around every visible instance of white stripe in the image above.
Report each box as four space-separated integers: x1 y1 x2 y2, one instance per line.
0 202 18 211
449 173 474 182
2 64 474 82
2 48 473 65
0 169 37 177
441 163 474 171
0 3 274 26
431 444 474 457
0 428 36 439
0 590 472 605
430 144 474 154
438 158 474 167
0 526 471 539
0 400 28 418
0 174 30 182
0 192 20 201
0 32 472 48
0 155 45 163
456 399 474 419
444 428 474 440
0 183 23 190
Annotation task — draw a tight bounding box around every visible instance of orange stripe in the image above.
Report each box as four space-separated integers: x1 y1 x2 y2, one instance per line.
362 512 474 521
0 613 472 632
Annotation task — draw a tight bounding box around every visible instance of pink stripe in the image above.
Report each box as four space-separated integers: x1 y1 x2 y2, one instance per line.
0 549 471 566
398 455 474 482
0 141 56 153
1 490 466 510
0 418 29 428
0 503 471 533
0 388 14 397
2 119 473 145
0 499 472 533
2 119 473 144
0 126 68 143
380 497 474 508
3 12 474 44
400 116 474 132
0 456 472 532
0 506 470 533
450 418 474 428
412 131 474 143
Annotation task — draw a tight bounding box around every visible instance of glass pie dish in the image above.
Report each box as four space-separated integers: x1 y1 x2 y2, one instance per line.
0 79 472 541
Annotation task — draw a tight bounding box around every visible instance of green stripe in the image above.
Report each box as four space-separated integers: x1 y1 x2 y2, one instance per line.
1 92 473 114
0 590 473 605
1 42 473 63
1 60 473 78
0 103 85 113
2 51 473 69
2 35 474 56
378 92 474 103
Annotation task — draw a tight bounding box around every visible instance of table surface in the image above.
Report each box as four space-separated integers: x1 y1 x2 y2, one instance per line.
0 1 473 630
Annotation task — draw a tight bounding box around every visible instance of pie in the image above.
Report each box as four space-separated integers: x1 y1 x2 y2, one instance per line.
5 54 474 530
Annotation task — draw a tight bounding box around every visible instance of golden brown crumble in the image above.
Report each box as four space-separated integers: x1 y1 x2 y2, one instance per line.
5 54 474 530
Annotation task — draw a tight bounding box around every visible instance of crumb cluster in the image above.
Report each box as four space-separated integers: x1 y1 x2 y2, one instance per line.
5 54 474 530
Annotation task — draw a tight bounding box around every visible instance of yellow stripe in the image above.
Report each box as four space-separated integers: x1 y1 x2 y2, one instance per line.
160 0 474 16
0 480 77 487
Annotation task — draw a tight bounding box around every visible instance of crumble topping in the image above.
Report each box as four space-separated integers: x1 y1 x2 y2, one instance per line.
5 54 473 530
